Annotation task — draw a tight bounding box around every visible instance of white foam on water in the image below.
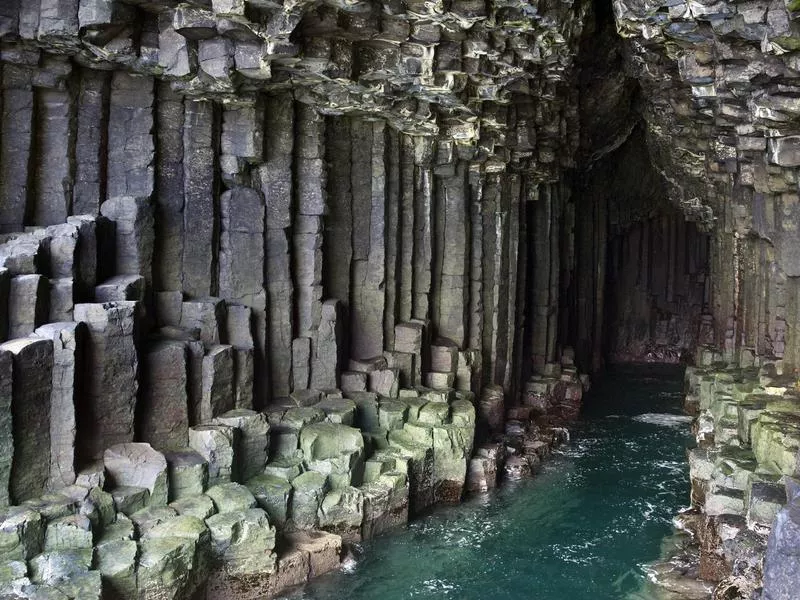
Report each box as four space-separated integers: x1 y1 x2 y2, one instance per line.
632 413 693 427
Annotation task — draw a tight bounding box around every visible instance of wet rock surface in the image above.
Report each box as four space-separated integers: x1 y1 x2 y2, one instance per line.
2 0 800 595
644 359 800 599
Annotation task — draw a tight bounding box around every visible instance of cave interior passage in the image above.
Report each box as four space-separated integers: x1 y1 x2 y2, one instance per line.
524 2 713 377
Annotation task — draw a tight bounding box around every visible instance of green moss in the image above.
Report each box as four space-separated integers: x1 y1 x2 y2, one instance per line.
771 35 800 51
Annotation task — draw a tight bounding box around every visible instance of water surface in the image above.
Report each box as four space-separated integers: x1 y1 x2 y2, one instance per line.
282 365 692 600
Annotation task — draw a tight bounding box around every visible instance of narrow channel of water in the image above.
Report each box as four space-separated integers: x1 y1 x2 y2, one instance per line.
281 365 693 600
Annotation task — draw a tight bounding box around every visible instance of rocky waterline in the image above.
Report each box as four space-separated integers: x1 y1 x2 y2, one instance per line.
282 366 699 600
1 0 800 596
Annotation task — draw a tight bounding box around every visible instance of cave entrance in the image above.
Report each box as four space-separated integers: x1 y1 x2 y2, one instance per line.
537 0 713 375
566 126 712 373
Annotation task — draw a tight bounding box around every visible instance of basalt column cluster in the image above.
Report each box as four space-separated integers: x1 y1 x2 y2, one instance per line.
612 0 800 597
0 0 595 598
2 0 800 597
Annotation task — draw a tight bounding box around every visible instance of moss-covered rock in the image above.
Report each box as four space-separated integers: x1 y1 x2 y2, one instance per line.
246 474 293 528
205 483 257 514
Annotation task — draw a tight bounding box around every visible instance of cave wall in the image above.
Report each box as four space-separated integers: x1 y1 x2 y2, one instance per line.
0 5 607 594
0 0 799 597
605 213 709 362
614 0 800 370
2 0 798 435
0 0 596 499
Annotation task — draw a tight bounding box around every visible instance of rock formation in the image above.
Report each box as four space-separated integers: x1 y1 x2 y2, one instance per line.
0 0 799 597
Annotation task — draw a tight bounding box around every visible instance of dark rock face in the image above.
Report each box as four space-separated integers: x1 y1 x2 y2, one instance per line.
0 0 800 596
763 490 800 600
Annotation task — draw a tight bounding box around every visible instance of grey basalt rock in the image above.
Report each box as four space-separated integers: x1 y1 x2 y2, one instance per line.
74 301 141 460
201 344 235 422
104 443 169 507
35 322 85 491
0 337 54 503
8 274 48 339
0 350 13 508
212 409 270 482
762 491 800 600
164 450 208 502
189 424 239 487
140 339 190 451
246 474 293 529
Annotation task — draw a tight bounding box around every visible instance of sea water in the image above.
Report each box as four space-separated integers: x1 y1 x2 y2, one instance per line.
281 365 693 600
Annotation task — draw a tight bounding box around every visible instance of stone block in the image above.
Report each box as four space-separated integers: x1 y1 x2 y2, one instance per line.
100 196 155 284
369 368 400 398
0 235 41 276
104 443 169 507
141 339 190 450
310 299 344 391
0 509 43 561
246 474 292 528
205 508 276 575
430 339 459 373
385 350 419 388
94 274 145 302
169 495 216 521
232 347 254 410
189 425 239 487
0 337 53 502
425 371 455 390
341 371 368 393
73 301 140 460
317 486 363 540
300 423 365 489
290 389 322 407
205 482 257 514
0 268 8 341
8 274 48 338
160 326 205 426
29 548 93 586
136 534 200 599
48 277 74 322
290 471 328 529
164 450 208 502
129 506 179 538
212 409 270 482
346 391 381 432
387 430 435 514
201 344 234 422
292 336 311 391
264 452 305 481
146 514 212 589
379 400 408 431
0 350 11 507
34 322 86 491
360 477 408 540
316 397 357 426
394 322 424 354
111 486 150 516
180 298 226 346
63 485 114 530
95 538 138 599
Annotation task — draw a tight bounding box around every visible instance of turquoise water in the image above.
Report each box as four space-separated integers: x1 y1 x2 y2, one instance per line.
282 365 693 600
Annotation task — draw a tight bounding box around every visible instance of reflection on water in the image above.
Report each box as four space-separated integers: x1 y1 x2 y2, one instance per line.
280 365 695 600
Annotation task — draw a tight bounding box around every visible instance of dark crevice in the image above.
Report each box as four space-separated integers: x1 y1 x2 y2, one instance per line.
556 0 711 372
